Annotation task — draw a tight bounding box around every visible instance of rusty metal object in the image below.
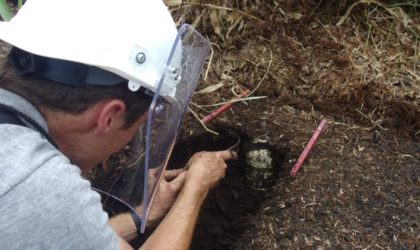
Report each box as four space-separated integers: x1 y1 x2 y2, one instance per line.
244 138 275 191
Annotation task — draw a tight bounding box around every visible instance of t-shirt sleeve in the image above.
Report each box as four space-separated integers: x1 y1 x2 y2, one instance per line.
0 149 119 250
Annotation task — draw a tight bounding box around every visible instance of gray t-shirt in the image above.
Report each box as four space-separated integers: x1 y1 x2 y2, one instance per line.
0 89 118 249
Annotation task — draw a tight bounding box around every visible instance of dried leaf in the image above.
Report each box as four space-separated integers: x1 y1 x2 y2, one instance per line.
210 9 224 41
226 12 243 38
195 82 225 95
163 0 182 6
287 12 304 21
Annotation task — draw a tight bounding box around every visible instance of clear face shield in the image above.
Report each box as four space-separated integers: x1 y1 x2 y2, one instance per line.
89 24 210 233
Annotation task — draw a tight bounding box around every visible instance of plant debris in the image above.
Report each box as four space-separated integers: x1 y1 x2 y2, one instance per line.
166 1 419 249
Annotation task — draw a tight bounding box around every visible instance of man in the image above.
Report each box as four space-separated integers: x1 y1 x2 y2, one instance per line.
0 0 237 249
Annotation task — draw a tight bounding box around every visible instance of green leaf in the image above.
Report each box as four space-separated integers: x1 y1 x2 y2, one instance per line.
0 0 12 21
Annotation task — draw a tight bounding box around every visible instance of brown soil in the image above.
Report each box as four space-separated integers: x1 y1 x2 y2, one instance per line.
168 1 419 249
2 1 417 249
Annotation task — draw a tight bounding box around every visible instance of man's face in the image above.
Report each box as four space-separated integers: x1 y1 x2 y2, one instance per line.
86 112 148 172
52 106 149 174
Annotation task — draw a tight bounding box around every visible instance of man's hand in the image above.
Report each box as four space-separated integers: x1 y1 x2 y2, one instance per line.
140 168 187 228
140 150 238 250
136 150 237 229
113 165 195 249
111 150 238 248
110 169 186 242
184 150 238 194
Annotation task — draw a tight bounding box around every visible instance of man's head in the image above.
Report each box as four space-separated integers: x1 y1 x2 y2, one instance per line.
0 0 180 171
0 58 152 172
1 57 153 128
0 0 211 228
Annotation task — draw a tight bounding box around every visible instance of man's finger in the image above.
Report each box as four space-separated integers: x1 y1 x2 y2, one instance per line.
216 150 238 161
164 168 185 181
168 171 187 190
149 168 159 177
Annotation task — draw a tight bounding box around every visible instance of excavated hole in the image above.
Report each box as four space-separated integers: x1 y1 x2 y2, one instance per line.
167 126 289 249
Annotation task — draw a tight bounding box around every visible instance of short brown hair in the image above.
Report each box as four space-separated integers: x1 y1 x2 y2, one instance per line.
0 62 152 127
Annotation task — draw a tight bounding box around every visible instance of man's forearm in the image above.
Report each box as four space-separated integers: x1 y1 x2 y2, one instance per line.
109 213 138 242
140 182 208 250
109 169 187 242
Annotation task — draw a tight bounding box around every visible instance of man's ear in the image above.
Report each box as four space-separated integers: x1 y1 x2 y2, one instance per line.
96 100 126 134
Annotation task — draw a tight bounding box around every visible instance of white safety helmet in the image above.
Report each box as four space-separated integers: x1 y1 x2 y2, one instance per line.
0 0 183 98
0 0 210 233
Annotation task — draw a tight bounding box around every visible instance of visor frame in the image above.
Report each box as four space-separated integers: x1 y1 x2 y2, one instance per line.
140 24 211 232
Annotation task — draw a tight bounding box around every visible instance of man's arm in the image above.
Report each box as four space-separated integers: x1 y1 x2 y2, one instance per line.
114 177 207 250
109 213 138 243
140 150 237 249
112 150 237 249
109 169 187 241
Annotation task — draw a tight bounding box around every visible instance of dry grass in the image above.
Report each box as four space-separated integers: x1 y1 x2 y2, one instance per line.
165 0 419 136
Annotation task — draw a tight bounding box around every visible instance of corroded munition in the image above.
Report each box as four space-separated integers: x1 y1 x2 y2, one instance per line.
244 138 275 191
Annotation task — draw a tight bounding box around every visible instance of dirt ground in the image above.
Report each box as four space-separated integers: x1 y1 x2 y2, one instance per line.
1 1 417 249
166 1 419 249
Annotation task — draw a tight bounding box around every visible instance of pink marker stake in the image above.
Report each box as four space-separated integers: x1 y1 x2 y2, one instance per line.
201 89 250 124
290 119 327 177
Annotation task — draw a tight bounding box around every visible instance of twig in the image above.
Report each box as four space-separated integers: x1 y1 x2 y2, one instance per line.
309 0 325 19
316 19 339 43
190 102 211 113
290 119 328 177
188 107 219 135
389 2 420 8
166 2 264 24
191 8 206 29
201 89 250 124
231 86 250 106
355 108 384 130
337 0 377 26
248 45 273 96
195 96 267 108
337 0 420 39
204 44 214 81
